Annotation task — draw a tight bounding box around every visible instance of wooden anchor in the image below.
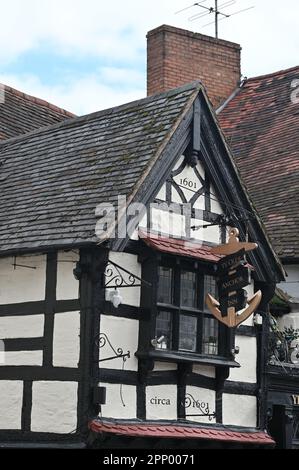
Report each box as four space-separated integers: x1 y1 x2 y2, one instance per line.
211 227 258 256
206 228 262 328
206 291 262 328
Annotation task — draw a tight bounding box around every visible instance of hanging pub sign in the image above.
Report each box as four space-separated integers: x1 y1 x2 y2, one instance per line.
219 290 248 317
206 228 262 328
218 264 251 297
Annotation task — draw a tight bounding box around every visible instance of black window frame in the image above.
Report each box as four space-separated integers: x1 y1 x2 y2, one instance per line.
154 256 226 358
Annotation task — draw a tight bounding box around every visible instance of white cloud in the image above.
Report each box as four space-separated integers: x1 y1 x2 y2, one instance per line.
0 0 297 73
0 72 145 115
0 0 182 64
0 0 298 112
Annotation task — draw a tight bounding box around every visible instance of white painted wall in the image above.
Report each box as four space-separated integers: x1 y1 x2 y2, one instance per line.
0 255 46 304
210 185 223 215
156 184 166 201
0 381 23 430
138 156 223 245
236 281 255 327
106 252 141 307
0 315 44 339
192 365 215 378
172 160 205 204
153 362 177 372
53 311 80 368
229 336 257 384
31 382 78 434
100 316 139 372
146 385 177 421
191 218 221 245
56 251 79 301
151 208 186 239
223 394 257 428
185 386 216 424
100 383 137 420
1 351 43 367
278 265 299 300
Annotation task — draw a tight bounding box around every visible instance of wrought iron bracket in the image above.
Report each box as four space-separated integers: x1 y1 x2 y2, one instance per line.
105 260 151 289
97 333 130 364
183 393 216 422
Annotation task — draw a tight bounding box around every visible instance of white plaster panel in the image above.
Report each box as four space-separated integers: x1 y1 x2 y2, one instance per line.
197 161 206 180
203 224 221 245
153 362 177 372
278 265 299 299
245 282 254 298
106 252 141 307
0 315 44 339
185 386 216 424
228 336 257 384
223 394 257 428
210 186 223 215
173 162 205 204
191 219 221 244
236 282 255 327
100 316 139 371
171 186 183 204
146 385 177 421
151 209 186 239
56 251 79 301
173 155 184 172
53 312 80 368
0 255 46 304
192 365 215 378
189 221 205 242
193 196 205 211
156 184 166 201
100 383 136 420
1 351 43 367
0 381 23 429
31 382 78 434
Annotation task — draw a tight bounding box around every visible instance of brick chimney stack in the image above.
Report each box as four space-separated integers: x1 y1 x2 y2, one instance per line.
147 25 241 108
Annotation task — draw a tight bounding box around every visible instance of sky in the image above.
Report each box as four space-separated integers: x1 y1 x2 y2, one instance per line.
0 0 298 115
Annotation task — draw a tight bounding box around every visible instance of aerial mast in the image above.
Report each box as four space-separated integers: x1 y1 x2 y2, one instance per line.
176 2 255 39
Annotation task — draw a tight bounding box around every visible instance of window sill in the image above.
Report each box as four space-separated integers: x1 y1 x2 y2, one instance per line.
136 350 240 368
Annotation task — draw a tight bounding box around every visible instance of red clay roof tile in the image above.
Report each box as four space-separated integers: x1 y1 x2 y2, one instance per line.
219 66 299 259
140 231 222 263
89 420 275 445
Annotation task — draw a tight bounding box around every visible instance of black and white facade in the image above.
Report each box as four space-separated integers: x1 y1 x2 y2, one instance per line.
0 82 284 448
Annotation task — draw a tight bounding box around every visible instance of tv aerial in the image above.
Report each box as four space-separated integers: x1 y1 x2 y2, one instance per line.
175 1 255 39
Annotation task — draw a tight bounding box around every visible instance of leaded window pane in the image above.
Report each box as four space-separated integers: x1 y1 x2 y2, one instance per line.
155 311 172 350
157 267 173 304
181 271 197 308
179 315 197 352
203 316 219 355
204 275 217 311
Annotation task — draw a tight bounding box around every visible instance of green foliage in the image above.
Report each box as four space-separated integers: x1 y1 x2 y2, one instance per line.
270 316 299 343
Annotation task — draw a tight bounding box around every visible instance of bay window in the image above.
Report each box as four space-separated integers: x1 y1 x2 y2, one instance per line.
155 262 219 356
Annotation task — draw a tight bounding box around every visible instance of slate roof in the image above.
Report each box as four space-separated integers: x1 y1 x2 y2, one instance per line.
218 66 299 260
0 83 198 254
0 84 75 140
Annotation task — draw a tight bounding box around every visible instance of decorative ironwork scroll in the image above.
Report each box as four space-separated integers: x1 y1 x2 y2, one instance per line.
97 333 131 407
184 393 216 421
97 333 130 364
105 260 151 289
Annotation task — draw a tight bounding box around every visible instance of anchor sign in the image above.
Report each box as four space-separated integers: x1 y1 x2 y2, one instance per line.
206 228 262 329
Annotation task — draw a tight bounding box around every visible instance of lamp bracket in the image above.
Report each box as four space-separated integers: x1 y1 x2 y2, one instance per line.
104 260 151 289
